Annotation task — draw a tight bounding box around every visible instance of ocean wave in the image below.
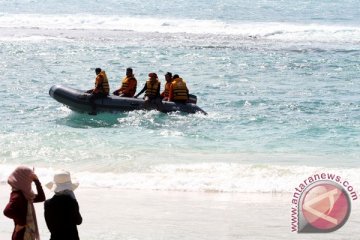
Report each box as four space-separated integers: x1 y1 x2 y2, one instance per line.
1 163 359 193
0 14 360 43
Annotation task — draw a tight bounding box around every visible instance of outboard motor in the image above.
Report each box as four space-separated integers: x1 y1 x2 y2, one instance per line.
188 94 197 104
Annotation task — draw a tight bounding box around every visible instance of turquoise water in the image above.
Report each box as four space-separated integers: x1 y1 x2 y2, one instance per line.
0 0 359 192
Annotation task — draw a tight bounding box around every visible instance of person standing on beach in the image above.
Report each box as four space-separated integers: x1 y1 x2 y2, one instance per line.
160 72 172 101
44 170 82 240
113 67 137 97
3 166 46 240
86 68 110 115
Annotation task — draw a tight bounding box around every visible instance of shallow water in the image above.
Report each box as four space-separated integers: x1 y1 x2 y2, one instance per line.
0 0 359 193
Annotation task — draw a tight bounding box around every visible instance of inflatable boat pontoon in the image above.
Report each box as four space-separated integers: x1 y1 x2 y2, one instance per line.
49 85 207 115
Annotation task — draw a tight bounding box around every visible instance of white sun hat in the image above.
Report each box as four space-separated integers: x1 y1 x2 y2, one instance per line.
46 170 79 192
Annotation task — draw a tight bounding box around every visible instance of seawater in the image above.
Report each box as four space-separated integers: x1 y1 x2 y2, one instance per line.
0 0 359 192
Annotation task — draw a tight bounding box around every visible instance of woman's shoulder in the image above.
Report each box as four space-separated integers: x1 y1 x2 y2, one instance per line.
45 195 78 209
10 190 26 200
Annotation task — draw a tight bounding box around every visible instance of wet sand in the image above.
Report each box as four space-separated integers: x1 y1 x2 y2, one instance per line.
1 185 359 240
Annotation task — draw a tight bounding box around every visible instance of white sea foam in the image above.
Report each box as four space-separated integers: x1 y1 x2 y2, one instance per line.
1 163 359 193
0 14 360 43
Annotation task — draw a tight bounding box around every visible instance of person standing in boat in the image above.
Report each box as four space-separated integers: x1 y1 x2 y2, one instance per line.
160 72 172 101
113 67 137 97
3 166 46 240
168 74 189 104
134 72 161 102
86 68 110 115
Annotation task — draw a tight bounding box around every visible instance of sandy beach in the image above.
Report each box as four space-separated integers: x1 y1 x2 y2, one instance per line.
1 184 359 240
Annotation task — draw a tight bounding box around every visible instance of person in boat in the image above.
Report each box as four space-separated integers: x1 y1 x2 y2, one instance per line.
134 72 161 102
160 72 172 101
168 74 189 104
113 67 137 97
86 68 109 115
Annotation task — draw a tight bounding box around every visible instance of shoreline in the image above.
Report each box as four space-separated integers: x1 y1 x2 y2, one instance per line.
1 185 359 239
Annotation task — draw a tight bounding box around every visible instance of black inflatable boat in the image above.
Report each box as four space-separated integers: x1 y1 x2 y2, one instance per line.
49 85 207 115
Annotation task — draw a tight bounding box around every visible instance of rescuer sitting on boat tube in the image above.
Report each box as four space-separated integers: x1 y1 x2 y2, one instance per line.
113 67 137 97
168 74 189 104
134 72 161 102
160 72 172 101
86 68 109 114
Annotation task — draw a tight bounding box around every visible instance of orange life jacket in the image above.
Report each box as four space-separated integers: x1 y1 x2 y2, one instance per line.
161 82 171 98
145 79 160 97
119 75 137 97
94 71 110 94
171 78 188 101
